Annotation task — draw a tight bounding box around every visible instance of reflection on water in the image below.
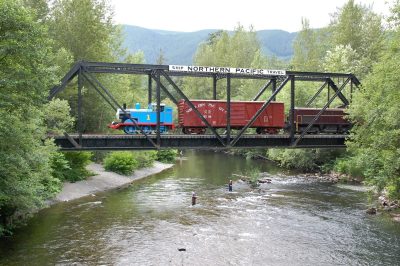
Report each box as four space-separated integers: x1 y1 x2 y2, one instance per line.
0 151 399 265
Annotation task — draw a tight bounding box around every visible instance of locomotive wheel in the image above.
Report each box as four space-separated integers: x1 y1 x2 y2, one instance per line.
182 127 206 135
123 126 137 134
299 126 320 134
256 128 278 134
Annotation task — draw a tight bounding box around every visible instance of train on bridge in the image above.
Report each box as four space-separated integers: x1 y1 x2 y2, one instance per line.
109 100 350 135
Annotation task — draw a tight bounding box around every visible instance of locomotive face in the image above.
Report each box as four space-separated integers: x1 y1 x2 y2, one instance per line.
116 109 134 120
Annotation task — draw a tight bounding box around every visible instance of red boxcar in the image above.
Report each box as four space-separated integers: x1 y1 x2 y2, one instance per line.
294 108 350 133
178 99 285 134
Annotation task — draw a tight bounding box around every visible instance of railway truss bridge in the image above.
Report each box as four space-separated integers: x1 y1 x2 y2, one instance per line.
49 61 360 151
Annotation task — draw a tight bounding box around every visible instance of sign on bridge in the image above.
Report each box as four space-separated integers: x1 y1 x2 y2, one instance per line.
169 65 286 76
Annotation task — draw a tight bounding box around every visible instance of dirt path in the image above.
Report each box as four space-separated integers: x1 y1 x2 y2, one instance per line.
52 161 174 203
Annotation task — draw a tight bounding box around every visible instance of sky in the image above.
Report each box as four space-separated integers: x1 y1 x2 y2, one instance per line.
110 0 391 32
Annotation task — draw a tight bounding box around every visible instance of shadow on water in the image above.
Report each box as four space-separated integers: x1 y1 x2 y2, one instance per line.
0 150 399 265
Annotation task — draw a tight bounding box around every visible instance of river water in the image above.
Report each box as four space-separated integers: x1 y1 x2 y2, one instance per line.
0 151 399 265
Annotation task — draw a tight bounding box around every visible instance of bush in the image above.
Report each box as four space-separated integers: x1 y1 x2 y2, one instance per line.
333 156 363 177
156 149 178 163
386 182 400 200
104 151 138 175
268 148 345 172
50 151 70 181
132 151 157 168
268 149 318 171
62 152 93 182
247 169 260 188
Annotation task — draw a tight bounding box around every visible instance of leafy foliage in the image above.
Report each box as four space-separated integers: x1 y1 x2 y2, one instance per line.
0 0 62 236
48 0 147 133
43 99 75 135
49 0 117 61
50 151 71 181
156 149 178 163
344 8 400 196
0 0 57 110
61 152 93 182
0 109 62 235
268 149 344 172
329 0 383 78
133 151 157 168
104 151 138 175
246 169 261 188
333 155 363 178
323 44 361 74
291 18 324 71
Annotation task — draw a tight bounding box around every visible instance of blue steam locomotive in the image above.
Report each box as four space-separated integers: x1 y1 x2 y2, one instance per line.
109 103 174 134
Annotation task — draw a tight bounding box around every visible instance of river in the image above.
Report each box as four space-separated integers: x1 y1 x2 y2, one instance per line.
0 151 399 265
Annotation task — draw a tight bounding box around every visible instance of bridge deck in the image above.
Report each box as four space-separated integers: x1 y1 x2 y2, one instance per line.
54 134 348 150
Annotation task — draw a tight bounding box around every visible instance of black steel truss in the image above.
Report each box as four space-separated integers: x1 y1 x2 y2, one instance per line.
49 61 360 150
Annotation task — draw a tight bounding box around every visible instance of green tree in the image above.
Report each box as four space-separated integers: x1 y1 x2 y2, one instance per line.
48 0 147 133
323 44 361 73
22 0 49 21
43 99 75 135
0 0 61 235
49 0 118 61
291 18 322 71
329 0 383 77
48 0 117 132
344 1 400 199
1 1 57 109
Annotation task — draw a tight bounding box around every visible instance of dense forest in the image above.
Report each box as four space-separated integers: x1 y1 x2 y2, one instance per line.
1 0 399 236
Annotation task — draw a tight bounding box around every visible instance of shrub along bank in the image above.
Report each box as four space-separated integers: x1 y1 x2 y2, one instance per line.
103 150 177 175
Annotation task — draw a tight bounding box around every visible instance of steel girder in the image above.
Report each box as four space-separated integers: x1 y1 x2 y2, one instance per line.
54 134 347 150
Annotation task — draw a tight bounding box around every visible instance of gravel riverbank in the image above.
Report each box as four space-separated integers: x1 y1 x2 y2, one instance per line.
51 161 174 203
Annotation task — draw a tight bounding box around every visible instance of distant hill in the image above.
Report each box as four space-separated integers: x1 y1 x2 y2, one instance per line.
122 25 297 65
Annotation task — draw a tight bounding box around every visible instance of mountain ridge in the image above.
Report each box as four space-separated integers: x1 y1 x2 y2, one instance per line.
122 25 297 65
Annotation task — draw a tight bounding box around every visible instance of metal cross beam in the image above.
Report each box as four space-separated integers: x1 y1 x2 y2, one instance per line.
253 79 274 101
159 71 226 146
150 74 179 105
293 77 351 147
306 80 329 107
230 76 291 147
83 70 158 148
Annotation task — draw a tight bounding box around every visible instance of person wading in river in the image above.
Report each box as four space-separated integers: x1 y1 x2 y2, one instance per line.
192 191 197 206
228 180 233 192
